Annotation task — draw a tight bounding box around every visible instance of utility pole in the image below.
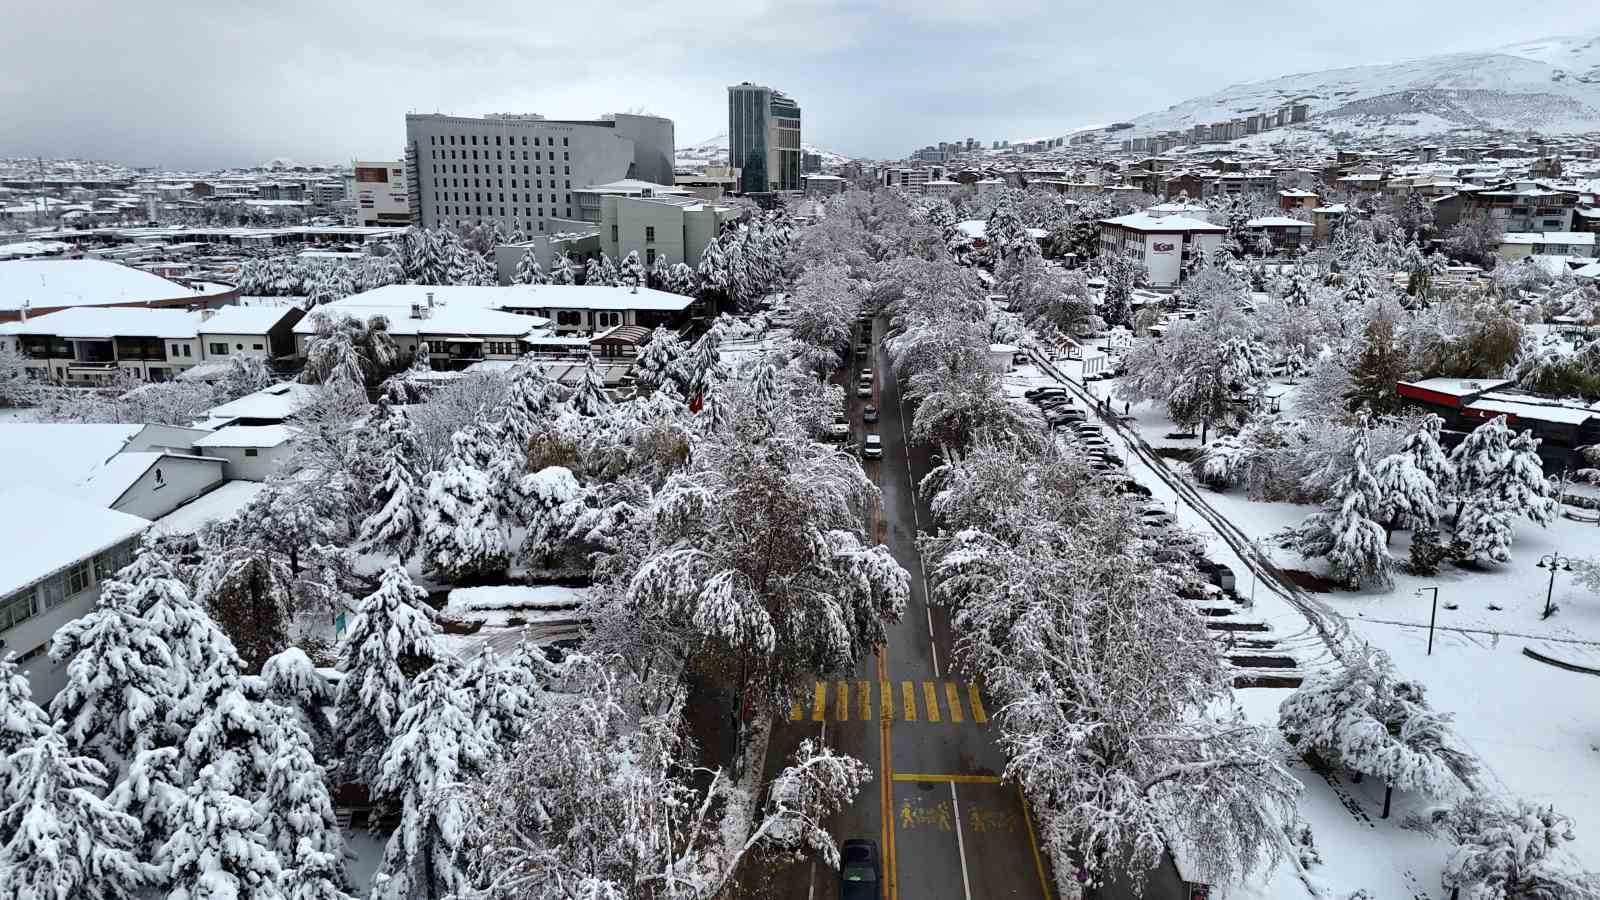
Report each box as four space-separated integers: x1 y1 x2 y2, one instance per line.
1416 586 1439 655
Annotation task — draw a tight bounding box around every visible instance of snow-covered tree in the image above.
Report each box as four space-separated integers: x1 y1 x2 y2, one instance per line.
1373 448 1441 541
48 593 175 762
193 547 293 672
569 355 612 416
618 249 645 289
357 405 425 562
0 726 151 900
1286 428 1393 589
256 710 354 900
1437 795 1600 900
334 566 443 787
371 658 489 900
548 251 576 285
419 458 510 583
1280 642 1476 817
255 647 336 760
156 766 285 900
0 655 51 794
107 746 184 864
512 250 547 285
634 326 689 394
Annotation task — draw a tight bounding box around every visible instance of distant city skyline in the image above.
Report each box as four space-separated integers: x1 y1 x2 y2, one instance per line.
2 2 1599 169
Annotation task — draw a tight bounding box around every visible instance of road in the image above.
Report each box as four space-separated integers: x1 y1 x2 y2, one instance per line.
738 318 1051 900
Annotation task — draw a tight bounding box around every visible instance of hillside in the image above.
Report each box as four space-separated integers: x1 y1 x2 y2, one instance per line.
675 132 852 168
1119 31 1600 146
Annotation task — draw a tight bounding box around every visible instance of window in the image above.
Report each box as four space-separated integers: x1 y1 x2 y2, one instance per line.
556 310 583 326
252 343 263 350
94 543 132 581
235 343 243 351
612 225 618 241
563 137 569 146
244 448 259 457
65 561 91 596
645 225 655 242
183 345 192 358
646 248 656 265
0 588 35 631
170 343 180 357
209 342 228 356
599 311 621 328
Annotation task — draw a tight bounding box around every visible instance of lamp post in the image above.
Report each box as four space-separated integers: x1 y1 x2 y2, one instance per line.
1537 553 1573 620
1415 586 1440 655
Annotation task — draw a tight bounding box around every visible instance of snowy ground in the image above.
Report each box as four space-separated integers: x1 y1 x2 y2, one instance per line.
1057 370 1600 891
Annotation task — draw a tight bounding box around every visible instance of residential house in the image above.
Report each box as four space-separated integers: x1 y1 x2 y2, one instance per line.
196 305 304 361
191 425 294 481
1243 217 1316 255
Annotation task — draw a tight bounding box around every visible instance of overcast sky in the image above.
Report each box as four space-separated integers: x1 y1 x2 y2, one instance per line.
3 1 1599 169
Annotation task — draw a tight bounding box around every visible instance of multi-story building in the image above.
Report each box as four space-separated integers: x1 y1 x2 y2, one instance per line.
352 160 412 227
882 167 945 192
727 84 802 193
597 193 737 269
1098 211 1225 288
404 111 676 236
1464 181 1580 233
0 305 302 383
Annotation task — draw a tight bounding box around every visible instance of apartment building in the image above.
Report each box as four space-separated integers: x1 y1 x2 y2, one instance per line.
353 160 412 227
597 193 737 269
404 111 676 236
728 84 802 193
1464 181 1580 233
882 167 945 192
1098 211 1225 288
0 258 238 324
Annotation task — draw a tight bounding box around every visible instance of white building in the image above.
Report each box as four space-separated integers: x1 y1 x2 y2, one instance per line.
192 425 294 481
0 305 298 384
0 258 237 323
596 192 737 270
353 161 412 227
1098 211 1226 288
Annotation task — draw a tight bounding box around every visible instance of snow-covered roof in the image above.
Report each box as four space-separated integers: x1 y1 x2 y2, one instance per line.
297 302 546 339
0 306 200 339
573 179 692 196
1468 394 1597 426
75 451 221 506
1399 377 1513 397
153 481 266 536
1101 212 1224 232
191 424 294 449
203 382 317 422
1245 216 1313 228
307 283 696 319
0 259 209 312
1278 189 1318 197
197 304 297 335
954 221 1050 241
0 486 148 598
1312 204 1349 214
0 423 141 495
1499 232 1595 246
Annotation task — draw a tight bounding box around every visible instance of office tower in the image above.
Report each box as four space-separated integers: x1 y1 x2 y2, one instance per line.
727 83 802 193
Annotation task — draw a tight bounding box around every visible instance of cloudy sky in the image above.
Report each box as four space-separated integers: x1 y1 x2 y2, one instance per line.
3 1 1599 169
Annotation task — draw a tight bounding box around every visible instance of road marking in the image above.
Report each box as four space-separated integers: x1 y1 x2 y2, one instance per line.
944 682 965 723
859 680 871 721
922 682 941 722
902 681 917 722
837 682 849 722
877 648 897 900
880 680 893 721
949 782 973 900
967 684 988 724
892 773 1003 784
811 681 826 722
789 700 803 722
1018 784 1051 900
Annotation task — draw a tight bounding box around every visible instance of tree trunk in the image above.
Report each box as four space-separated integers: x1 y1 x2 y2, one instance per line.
1382 784 1393 820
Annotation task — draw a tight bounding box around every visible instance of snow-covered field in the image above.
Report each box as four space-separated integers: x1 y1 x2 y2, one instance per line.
1010 358 1600 896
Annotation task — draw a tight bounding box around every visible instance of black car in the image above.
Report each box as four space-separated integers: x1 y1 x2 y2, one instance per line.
839 839 881 900
1025 386 1067 400
863 404 880 423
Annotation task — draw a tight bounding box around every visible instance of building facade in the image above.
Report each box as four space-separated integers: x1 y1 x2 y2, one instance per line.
353 160 412 227
727 84 802 193
1098 212 1225 288
404 112 676 236
598 194 736 270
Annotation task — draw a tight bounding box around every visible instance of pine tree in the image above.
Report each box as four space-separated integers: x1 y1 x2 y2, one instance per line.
618 249 645 289
156 766 285 900
1402 414 1456 490
648 256 671 290
48 593 175 762
1449 414 1512 520
512 251 546 285
635 326 688 394
0 654 50 769
498 361 564 450
193 548 292 673
570 355 613 416
1497 429 1557 527
453 651 538 746
1373 450 1441 541
599 252 621 287
548 251 576 285
257 648 336 760
583 256 604 286
0 726 152 900
357 407 425 562
371 659 490 900
420 461 510 583
1290 428 1392 588
668 261 697 296
256 710 355 900
334 566 443 787
108 746 185 864
1347 313 1410 415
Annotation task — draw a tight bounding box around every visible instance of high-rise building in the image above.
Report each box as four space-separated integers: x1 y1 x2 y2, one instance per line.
727 83 802 193
404 111 675 235
352 160 411 226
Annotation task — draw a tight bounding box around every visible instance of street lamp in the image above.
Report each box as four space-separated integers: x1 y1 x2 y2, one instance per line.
1537 553 1574 620
1415 586 1440 655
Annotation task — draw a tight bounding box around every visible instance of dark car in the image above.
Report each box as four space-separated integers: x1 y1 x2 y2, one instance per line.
839 840 881 900
1025 386 1067 400
863 404 880 423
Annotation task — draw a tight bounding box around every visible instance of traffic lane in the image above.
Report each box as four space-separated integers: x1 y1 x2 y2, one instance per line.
891 778 1045 900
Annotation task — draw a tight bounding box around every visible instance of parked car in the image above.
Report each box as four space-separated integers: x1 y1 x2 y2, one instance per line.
857 380 872 398
859 368 873 381
863 404 879 423
863 434 883 460
1024 386 1067 400
1107 476 1152 498
1051 410 1087 424
825 416 850 441
1013 351 1030 365
839 840 881 900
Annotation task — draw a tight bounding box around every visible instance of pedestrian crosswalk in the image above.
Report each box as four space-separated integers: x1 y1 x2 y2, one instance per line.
789 680 989 725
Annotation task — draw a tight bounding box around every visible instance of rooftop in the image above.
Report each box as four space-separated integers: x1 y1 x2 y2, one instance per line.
0 259 211 312
0 424 142 496
0 486 149 598
191 424 295 449
196 304 299 334
1100 212 1225 232
0 306 201 339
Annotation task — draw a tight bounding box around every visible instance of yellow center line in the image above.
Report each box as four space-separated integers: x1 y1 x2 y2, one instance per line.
891 773 1002 784
811 681 826 722
901 681 917 722
921 681 941 723
966 684 988 724
1018 784 1050 899
944 682 965 723
837 682 850 722
858 680 871 721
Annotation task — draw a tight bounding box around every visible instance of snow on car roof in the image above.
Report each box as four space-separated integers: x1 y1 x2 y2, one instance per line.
0 486 149 597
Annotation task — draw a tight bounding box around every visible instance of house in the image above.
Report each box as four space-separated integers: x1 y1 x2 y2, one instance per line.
0 422 225 520
1464 182 1580 232
1279 189 1319 210
199 382 318 428
596 193 737 270
76 451 225 520
1097 211 1225 288
0 307 204 383
1396 378 1599 469
0 486 148 698
1243 217 1315 255
1311 204 1349 245
1497 232 1597 262
191 425 295 481
0 258 237 323
196 304 304 360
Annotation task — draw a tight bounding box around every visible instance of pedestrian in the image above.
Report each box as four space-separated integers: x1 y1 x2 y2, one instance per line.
1124 401 1130 416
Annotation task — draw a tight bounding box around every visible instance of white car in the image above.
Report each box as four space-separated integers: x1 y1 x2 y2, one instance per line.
857 379 872 398
863 434 883 459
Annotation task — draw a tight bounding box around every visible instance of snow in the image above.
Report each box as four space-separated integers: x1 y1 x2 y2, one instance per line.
201 382 316 423
191 424 294 448
1100 212 1226 232
0 423 141 495
0 258 209 312
0 305 201 339
74 450 170 506
195 304 296 334
1465 396 1598 426
0 486 148 597
152 480 266 535
445 584 585 614
1398 376 1514 398
1243 217 1313 229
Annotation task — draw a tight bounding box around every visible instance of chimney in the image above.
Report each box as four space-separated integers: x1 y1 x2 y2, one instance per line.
200 308 216 322
426 291 435 308
410 303 424 319
18 300 28 322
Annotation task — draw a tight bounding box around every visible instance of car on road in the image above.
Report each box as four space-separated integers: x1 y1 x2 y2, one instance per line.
863 404 879 423
825 416 850 441
859 368 873 380
862 434 883 460
839 840 881 900
857 380 872 398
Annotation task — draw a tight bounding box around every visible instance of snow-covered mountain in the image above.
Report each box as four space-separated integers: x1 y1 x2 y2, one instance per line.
1122 31 1600 145
674 132 853 168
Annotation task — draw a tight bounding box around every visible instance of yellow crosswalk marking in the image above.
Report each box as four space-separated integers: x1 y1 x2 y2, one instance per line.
922 682 941 723
945 682 964 723
812 681 827 722
859 681 871 721
880 680 892 721
837 683 849 722
789 700 803 721
902 681 917 722
967 683 988 724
